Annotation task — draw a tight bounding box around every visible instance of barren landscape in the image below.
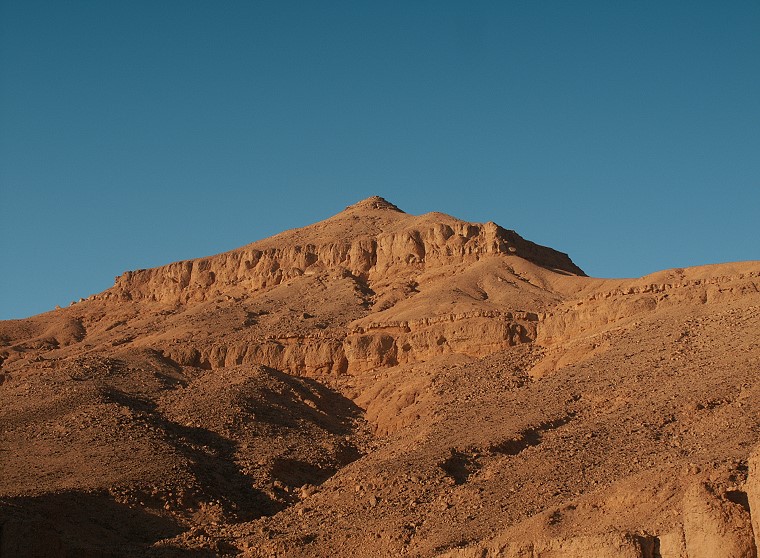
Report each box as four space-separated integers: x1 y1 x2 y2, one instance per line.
2 196 759 557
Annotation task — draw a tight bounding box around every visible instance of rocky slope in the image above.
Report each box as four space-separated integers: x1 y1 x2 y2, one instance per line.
1 196 759 557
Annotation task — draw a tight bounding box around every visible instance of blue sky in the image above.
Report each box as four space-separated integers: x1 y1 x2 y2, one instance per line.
1 1 758 319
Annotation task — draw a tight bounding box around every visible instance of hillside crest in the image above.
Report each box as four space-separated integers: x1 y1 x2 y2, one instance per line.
100 197 585 305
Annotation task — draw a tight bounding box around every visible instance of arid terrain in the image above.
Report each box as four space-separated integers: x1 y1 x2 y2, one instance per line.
2 196 759 557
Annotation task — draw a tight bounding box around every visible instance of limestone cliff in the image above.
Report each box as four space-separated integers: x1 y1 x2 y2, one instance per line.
100 197 584 306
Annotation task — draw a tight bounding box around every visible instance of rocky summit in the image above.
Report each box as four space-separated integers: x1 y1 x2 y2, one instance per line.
2 196 760 557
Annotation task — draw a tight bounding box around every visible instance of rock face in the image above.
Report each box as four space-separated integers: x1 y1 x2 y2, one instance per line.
442 469 760 558
682 481 756 558
345 310 538 372
160 310 539 376
745 448 760 553
441 533 656 558
2 196 760 558
102 197 584 306
80 197 582 378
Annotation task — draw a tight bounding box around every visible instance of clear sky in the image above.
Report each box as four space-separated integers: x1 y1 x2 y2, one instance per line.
1 1 759 320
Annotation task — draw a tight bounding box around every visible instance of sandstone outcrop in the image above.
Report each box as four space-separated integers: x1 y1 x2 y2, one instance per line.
682 481 755 558
443 463 760 558
745 446 760 553
159 310 538 376
100 197 583 306
440 533 656 558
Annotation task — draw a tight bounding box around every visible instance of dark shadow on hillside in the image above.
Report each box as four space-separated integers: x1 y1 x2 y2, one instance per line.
0 492 199 558
102 387 280 522
260 367 364 436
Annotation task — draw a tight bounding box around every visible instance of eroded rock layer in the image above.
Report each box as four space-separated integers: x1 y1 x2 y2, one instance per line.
101 199 583 306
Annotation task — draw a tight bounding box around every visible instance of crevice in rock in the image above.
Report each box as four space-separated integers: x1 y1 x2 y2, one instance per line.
726 490 751 512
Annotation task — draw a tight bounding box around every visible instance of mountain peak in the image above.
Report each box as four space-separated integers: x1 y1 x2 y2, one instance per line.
344 196 404 213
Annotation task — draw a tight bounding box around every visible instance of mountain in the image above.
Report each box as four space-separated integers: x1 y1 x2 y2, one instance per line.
2 196 760 557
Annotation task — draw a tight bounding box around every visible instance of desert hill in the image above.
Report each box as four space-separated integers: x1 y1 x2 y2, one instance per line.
1 196 760 557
